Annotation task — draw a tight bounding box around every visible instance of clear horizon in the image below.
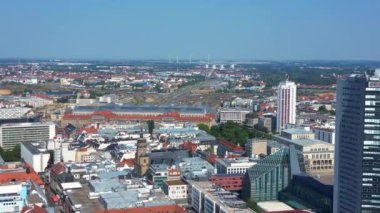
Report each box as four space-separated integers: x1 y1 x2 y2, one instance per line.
0 0 379 61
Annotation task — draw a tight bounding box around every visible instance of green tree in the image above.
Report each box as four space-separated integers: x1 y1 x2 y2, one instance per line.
147 120 155 135
318 105 328 112
197 123 210 133
12 144 21 160
246 198 261 212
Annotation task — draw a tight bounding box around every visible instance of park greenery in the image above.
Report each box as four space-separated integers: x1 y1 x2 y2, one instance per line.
0 144 21 162
198 121 271 147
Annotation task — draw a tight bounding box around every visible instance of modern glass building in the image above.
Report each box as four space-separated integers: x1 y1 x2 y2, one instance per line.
242 145 304 201
334 71 380 212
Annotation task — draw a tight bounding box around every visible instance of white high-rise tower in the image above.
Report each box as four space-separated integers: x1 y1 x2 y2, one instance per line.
276 75 297 132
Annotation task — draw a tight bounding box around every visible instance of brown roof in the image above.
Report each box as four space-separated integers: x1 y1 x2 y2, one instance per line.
166 180 186 186
50 162 65 175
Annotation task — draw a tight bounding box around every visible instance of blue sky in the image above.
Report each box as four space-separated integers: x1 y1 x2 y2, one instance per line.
0 0 379 60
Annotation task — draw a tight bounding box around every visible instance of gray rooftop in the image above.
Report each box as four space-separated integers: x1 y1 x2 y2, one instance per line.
21 142 48 155
282 128 313 135
149 149 191 165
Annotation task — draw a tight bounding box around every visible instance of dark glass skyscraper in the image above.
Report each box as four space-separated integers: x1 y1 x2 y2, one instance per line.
334 71 380 212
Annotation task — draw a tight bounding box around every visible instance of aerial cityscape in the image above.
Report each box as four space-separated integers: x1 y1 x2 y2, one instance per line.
0 1 379 213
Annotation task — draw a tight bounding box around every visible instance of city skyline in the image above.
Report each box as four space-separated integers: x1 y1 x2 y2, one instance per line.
0 0 379 61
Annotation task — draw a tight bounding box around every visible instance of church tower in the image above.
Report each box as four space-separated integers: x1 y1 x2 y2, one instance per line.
135 138 149 177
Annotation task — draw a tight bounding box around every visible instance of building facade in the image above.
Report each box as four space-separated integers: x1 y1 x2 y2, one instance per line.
62 104 216 127
20 142 50 173
215 157 256 174
334 72 380 212
0 122 55 150
219 108 250 124
190 181 254 213
209 174 244 191
276 79 297 132
245 139 268 158
0 183 27 213
242 146 305 202
273 129 334 173
312 127 335 144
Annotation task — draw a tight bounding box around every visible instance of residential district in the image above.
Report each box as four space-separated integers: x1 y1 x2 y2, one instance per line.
0 61 378 213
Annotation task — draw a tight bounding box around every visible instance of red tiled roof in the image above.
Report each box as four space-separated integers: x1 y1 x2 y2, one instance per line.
77 127 98 134
31 94 51 100
116 159 135 168
219 139 244 152
0 170 44 186
180 141 198 153
63 111 215 123
206 154 218 164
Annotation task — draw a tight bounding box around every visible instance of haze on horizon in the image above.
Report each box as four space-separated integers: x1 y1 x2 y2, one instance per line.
0 0 379 61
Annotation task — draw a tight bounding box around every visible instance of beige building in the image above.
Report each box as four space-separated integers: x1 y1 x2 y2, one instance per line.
245 138 268 158
273 128 334 173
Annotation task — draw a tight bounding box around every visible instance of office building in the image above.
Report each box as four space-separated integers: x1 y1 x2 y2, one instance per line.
209 174 244 191
20 142 50 173
215 157 256 174
276 78 297 132
273 129 334 173
219 108 250 123
162 167 188 200
190 181 254 213
312 126 335 144
334 71 380 212
242 146 305 201
0 122 55 150
279 174 333 213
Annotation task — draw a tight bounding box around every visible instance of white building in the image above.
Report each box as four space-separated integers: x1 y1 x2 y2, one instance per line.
0 183 27 213
276 78 297 132
215 157 257 174
163 180 188 200
219 108 250 124
98 94 119 103
20 142 50 173
0 122 55 150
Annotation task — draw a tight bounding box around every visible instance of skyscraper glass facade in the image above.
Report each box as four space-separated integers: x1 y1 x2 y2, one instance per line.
334 71 380 212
